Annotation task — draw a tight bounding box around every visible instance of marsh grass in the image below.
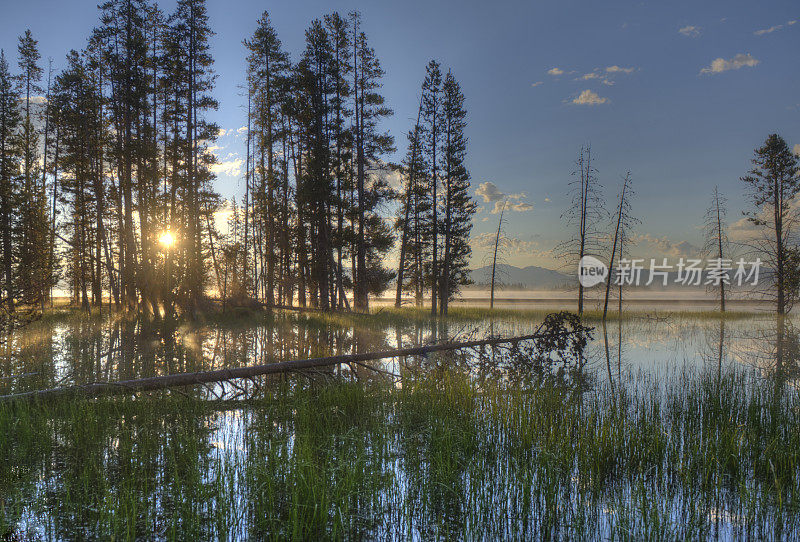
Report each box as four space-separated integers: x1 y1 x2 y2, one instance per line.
0 362 797 540
14 303 758 343
323 306 757 331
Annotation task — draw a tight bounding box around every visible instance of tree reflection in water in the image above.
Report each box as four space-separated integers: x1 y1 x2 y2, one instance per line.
0 311 799 539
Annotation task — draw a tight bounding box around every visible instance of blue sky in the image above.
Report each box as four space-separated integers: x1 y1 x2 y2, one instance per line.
1 0 798 269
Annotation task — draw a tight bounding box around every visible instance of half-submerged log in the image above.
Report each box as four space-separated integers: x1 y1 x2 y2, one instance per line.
0 331 565 403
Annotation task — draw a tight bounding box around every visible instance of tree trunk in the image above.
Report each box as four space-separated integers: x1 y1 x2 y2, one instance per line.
490 204 505 309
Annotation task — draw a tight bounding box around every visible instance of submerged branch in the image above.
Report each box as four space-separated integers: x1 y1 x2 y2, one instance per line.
0 327 581 403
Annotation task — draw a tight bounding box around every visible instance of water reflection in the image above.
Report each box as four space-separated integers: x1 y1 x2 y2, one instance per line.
3 312 800 397
1 311 799 539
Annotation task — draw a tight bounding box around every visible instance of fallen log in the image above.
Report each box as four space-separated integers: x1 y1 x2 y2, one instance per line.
0 329 566 403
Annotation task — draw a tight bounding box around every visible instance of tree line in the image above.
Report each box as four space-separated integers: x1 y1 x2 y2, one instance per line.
559 134 800 317
0 2 477 319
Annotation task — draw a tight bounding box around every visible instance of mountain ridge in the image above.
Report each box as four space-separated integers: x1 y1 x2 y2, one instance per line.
467 263 571 289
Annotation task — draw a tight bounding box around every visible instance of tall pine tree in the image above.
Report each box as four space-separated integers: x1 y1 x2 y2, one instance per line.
438 71 475 314
421 60 443 315
0 51 22 312
17 31 50 308
350 12 395 311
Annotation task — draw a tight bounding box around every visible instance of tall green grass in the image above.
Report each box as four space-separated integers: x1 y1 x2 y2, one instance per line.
0 363 797 540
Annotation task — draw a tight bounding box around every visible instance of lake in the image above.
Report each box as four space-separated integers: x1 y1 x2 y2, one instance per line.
0 307 798 540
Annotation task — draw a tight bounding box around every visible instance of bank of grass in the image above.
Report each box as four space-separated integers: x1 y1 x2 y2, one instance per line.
30 301 761 321
0 364 797 540
369 305 756 323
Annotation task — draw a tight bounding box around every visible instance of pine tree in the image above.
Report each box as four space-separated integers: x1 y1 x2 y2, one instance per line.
350 13 394 311
171 0 220 312
489 201 508 310
17 30 50 307
136 3 166 315
324 12 352 309
395 97 426 307
55 50 100 309
420 60 443 315
45 70 65 308
438 71 475 313
95 0 150 310
741 134 800 315
244 11 290 307
296 19 336 309
160 13 189 313
0 51 22 311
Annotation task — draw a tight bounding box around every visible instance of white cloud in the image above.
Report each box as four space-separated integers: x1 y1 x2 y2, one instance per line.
475 182 533 213
475 181 506 203
755 20 796 36
491 201 507 214
365 160 403 190
571 89 608 105
678 25 701 37
729 216 756 243
547 67 564 76
576 66 635 86
755 25 782 36
700 53 759 75
471 232 543 254
381 167 404 191
605 65 635 74
632 233 699 259
508 201 533 212
217 128 228 137
213 200 234 232
793 143 800 156
491 196 532 214
237 126 248 134
531 81 543 87
731 195 800 246
471 232 505 250
210 158 243 177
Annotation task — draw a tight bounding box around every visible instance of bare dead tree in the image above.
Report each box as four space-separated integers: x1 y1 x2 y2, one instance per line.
489 200 508 309
556 145 606 315
611 179 638 318
604 172 634 321
614 208 637 316
702 186 730 312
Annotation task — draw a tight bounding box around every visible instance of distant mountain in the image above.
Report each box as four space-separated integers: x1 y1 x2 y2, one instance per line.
468 264 571 290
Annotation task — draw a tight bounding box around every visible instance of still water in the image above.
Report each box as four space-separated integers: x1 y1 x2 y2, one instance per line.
0 309 792 394
0 309 797 540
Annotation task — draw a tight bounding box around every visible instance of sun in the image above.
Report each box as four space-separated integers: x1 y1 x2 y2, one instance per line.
159 231 175 248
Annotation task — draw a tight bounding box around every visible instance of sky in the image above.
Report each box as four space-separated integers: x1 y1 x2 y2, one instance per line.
1 0 798 271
